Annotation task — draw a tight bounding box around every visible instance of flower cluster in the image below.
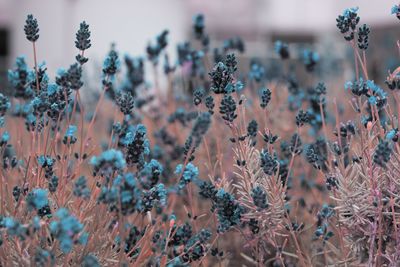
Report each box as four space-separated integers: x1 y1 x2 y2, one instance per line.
274 40 290 59
99 172 142 215
175 163 199 189
75 21 91 64
24 14 39 42
336 7 360 41
49 208 88 253
260 150 278 175
90 149 126 178
391 4 400 20
214 189 244 233
146 30 169 65
219 94 237 123
259 88 271 109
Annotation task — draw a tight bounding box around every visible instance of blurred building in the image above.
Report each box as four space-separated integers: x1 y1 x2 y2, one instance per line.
0 0 397 92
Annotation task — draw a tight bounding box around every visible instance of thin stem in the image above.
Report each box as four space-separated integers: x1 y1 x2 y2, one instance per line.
33 42 40 92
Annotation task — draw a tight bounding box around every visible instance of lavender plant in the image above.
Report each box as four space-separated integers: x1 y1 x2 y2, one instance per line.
0 6 399 267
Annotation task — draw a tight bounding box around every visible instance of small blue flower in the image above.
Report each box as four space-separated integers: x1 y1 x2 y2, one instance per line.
368 96 377 105
343 7 359 18
175 163 199 189
50 208 86 253
26 188 49 211
3 217 28 240
235 80 244 91
37 155 54 168
90 149 126 177
0 131 9 145
391 4 400 15
63 125 78 144
386 129 397 141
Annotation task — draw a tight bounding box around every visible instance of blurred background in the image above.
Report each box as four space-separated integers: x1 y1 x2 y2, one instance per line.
0 0 398 92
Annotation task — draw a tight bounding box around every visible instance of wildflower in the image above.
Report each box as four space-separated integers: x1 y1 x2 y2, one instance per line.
0 93 10 118
344 78 368 96
26 188 49 211
169 222 193 246
357 24 370 50
249 59 265 83
2 144 17 169
274 40 290 59
176 163 199 189
247 119 258 138
260 150 277 175
37 155 55 179
63 124 78 144
34 249 55 267
102 46 120 79
81 254 100 267
315 82 327 96
146 30 169 65
386 128 398 142
163 54 175 74
98 173 142 215
141 183 167 212
75 21 91 51
296 110 310 127
73 176 91 199
139 159 163 188
219 94 237 123
190 112 211 147
366 80 387 109
8 57 34 99
181 229 212 263
373 140 392 168
2 217 28 240
49 208 87 253
262 131 278 144
122 124 150 169
189 50 206 78
306 146 320 169
116 91 135 115
0 131 9 146
28 61 49 93
193 14 205 39
260 88 271 109
214 189 244 233
209 62 234 94
90 149 126 177
302 49 319 72
315 204 334 243
124 55 145 93
177 42 191 65
223 36 245 53
391 4 400 20
325 175 338 190
205 95 215 114
385 74 400 90
48 175 58 193
336 7 360 41
251 186 269 209
67 63 83 90
225 54 238 74
168 108 198 126
193 87 205 105
198 180 217 200
12 186 21 202
24 14 39 42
